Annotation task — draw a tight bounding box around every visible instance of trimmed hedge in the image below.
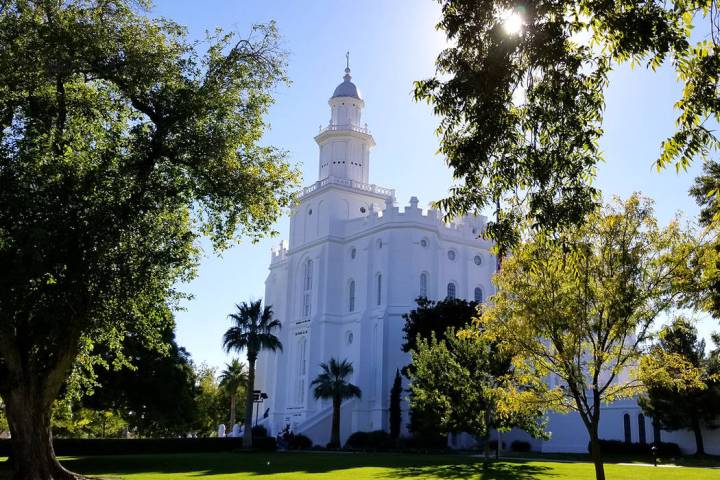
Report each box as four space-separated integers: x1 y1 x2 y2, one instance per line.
0 436 276 457
587 439 681 457
251 425 268 438
488 440 506 451
345 430 394 450
511 440 531 452
288 434 313 450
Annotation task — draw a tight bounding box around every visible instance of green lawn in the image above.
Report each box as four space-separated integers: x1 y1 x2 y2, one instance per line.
1 452 718 479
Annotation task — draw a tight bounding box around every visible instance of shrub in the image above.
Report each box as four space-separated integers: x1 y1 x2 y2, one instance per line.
251 436 276 451
511 440 531 452
586 439 680 457
345 431 370 449
367 430 393 449
401 433 448 450
488 439 506 451
251 425 268 438
288 434 313 450
345 430 393 450
653 442 682 457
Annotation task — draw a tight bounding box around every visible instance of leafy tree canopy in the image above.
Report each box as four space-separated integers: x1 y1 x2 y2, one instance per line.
416 0 719 252
401 297 479 354
401 297 479 439
688 161 720 319
192 364 227 437
0 1 297 477
408 328 547 445
81 322 198 438
477 194 695 480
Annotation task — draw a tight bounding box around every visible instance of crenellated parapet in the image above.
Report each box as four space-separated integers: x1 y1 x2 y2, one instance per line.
342 196 490 244
270 239 288 265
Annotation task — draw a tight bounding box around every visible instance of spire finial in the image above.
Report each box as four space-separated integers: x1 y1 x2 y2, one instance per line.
346 51 350 70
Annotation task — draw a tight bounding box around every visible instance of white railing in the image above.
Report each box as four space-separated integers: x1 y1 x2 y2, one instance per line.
299 176 394 199
317 123 371 135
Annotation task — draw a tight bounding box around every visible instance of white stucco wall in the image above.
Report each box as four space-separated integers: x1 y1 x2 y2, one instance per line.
254 67 719 454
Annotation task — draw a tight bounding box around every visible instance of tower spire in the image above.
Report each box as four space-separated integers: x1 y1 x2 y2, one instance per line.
346 51 350 70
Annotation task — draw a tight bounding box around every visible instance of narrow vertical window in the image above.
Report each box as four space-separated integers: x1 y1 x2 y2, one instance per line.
348 280 355 312
303 259 313 318
474 287 483 303
420 273 428 297
377 274 382 305
296 338 307 404
447 282 456 299
623 413 631 444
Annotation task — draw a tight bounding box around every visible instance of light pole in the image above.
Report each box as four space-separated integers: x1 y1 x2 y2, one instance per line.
253 390 268 427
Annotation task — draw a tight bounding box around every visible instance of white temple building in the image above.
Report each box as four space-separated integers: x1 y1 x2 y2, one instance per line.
255 64 720 454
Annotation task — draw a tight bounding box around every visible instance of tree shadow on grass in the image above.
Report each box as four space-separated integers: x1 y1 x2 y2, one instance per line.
385 461 555 480
37 453 557 479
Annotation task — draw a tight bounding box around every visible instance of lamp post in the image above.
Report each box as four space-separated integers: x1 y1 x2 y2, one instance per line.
253 390 269 427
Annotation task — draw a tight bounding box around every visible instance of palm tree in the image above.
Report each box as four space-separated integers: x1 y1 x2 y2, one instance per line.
311 358 362 448
219 359 248 428
223 300 282 448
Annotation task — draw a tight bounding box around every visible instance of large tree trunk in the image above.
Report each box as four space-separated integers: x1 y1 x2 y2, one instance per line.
330 398 341 448
483 408 491 460
5 385 83 480
243 357 255 449
588 431 606 480
1 326 84 480
691 416 705 456
229 394 236 427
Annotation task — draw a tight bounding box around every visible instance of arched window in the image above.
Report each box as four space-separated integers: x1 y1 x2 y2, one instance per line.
638 414 647 445
474 287 483 303
623 413 631 444
296 337 307 404
303 259 313 318
447 282 456 299
348 280 356 312
377 274 382 305
420 273 428 297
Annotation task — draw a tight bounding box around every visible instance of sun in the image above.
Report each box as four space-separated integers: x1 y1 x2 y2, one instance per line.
502 10 524 35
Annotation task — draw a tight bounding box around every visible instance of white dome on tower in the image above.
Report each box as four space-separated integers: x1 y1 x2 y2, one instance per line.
332 67 362 100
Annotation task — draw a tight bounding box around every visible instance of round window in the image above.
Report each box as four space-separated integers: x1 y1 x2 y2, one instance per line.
360 206 367 214
351 248 357 259
474 255 482 265
448 250 456 261
420 239 428 248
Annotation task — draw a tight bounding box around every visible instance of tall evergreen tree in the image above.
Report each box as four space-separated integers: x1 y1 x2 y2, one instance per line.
223 300 282 448
639 318 720 455
389 369 402 440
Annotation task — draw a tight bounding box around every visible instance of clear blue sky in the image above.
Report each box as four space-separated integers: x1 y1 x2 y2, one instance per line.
149 0 716 370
